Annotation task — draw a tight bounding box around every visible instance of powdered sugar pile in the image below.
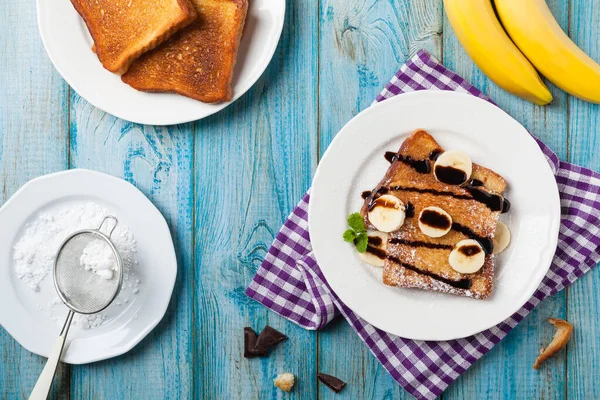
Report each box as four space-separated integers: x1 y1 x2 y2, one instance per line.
13 202 141 329
80 239 117 280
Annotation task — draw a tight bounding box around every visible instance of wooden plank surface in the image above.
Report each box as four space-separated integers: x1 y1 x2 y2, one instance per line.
68 104 196 397
1 0 600 399
192 1 318 398
566 1 600 399
0 0 70 399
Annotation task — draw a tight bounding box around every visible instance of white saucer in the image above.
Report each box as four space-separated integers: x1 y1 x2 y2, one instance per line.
36 0 285 125
309 91 561 340
0 170 177 364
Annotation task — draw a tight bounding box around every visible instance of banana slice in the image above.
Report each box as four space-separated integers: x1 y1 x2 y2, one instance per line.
493 221 511 254
449 239 485 274
358 231 389 267
434 150 472 185
367 194 406 233
418 206 452 238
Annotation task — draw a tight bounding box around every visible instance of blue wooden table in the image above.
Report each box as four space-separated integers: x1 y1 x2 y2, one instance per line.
1 0 599 398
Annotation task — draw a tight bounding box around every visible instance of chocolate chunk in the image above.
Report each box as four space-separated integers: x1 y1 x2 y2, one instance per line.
253 326 287 354
244 327 266 358
317 373 346 393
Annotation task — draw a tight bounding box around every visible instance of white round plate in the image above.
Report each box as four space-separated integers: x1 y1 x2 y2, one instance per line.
0 170 177 364
36 0 285 125
309 91 561 340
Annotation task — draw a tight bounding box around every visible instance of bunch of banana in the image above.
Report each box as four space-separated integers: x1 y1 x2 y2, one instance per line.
444 0 600 105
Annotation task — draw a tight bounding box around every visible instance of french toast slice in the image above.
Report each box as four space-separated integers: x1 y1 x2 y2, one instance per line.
121 0 248 103
360 129 507 299
71 0 197 74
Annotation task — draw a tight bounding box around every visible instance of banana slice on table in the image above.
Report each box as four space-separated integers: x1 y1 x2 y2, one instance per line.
434 150 472 185
358 231 389 267
367 194 406 233
449 239 485 274
493 221 511 255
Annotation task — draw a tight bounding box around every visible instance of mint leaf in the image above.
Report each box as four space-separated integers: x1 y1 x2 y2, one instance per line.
344 212 369 252
343 229 357 242
355 233 368 253
347 212 366 233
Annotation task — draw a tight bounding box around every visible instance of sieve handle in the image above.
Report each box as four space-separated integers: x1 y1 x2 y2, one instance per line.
98 215 119 237
28 310 74 400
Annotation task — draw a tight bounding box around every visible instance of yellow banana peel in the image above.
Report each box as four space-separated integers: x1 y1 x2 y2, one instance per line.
495 0 600 104
444 0 553 105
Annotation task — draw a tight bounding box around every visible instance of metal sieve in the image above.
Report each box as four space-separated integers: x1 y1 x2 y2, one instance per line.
29 216 123 400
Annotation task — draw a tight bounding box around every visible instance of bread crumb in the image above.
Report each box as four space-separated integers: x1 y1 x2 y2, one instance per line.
533 318 573 369
273 373 295 392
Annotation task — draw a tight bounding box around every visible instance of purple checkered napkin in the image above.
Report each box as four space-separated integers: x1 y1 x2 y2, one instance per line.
246 50 600 400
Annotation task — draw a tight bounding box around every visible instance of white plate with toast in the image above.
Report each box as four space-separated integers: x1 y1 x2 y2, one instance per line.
309 91 561 340
36 0 285 125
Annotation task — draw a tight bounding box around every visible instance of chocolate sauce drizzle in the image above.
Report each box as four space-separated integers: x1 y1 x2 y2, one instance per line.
466 178 484 187
365 187 390 210
384 152 431 174
502 198 511 213
388 185 509 213
366 245 472 290
384 151 397 164
368 236 383 247
435 165 468 185
365 245 388 260
458 244 482 256
464 186 505 212
419 209 452 230
405 202 415 218
429 149 443 161
389 185 472 200
370 196 400 211
371 225 492 255
389 238 453 250
452 222 494 254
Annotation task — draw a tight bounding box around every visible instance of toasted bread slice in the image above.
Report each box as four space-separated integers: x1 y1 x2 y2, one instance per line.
71 0 197 74
121 0 248 103
360 129 507 299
